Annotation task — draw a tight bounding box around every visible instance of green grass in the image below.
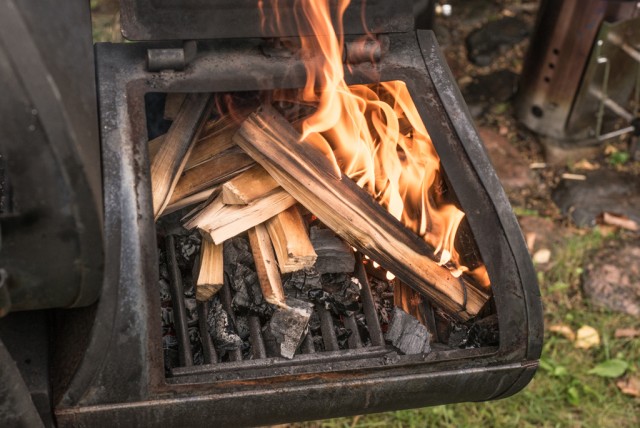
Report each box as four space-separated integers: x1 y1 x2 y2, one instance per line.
295 226 640 428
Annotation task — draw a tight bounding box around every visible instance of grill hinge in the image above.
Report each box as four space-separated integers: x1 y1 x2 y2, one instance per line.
147 40 197 72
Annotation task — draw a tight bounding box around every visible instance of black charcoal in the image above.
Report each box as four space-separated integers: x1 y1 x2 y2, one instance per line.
310 226 355 274
184 297 198 326
282 267 322 299
385 307 431 355
268 297 313 359
207 299 242 352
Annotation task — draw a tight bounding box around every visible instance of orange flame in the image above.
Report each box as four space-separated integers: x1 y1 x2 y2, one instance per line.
260 0 489 287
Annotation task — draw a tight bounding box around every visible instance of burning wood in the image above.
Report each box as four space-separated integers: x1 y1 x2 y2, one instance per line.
184 189 297 244
221 164 279 205
193 232 224 301
150 93 212 219
233 105 489 321
248 224 287 308
265 205 317 273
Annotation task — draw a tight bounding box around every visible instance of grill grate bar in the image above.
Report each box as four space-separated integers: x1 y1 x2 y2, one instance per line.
356 254 385 346
344 314 362 349
219 281 243 362
197 301 218 364
165 235 193 367
301 333 315 354
318 307 339 351
248 315 266 359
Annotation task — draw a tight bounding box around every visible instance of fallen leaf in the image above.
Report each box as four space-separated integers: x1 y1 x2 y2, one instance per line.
549 324 576 341
529 162 547 169
525 232 536 252
533 248 551 264
589 359 629 378
616 376 640 397
602 212 639 232
561 173 587 181
615 328 640 339
573 159 599 171
575 325 600 349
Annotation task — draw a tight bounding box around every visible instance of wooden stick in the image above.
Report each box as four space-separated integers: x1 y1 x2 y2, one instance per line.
221 164 279 205
184 189 297 244
193 232 224 301
233 105 489 320
148 134 164 162
185 116 238 170
248 224 287 308
150 93 212 219
164 93 187 121
265 205 317 273
163 187 218 216
168 147 254 205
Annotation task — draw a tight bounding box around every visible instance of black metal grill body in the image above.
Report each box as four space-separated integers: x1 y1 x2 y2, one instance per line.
52 30 542 427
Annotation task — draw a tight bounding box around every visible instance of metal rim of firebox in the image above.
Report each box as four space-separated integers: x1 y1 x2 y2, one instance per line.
119 0 414 41
57 30 540 412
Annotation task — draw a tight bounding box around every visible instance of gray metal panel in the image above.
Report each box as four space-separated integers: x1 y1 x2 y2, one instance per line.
0 0 103 311
120 0 413 40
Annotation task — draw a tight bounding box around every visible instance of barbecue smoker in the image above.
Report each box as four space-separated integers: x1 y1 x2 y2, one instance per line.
0 1 542 426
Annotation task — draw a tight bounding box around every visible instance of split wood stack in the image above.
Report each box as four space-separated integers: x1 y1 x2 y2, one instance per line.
150 94 490 321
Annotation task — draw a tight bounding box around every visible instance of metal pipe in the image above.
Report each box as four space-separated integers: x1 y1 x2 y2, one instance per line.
219 282 243 362
197 301 217 364
317 307 339 351
248 315 266 359
165 235 193 367
344 314 363 349
355 254 385 346
597 125 636 141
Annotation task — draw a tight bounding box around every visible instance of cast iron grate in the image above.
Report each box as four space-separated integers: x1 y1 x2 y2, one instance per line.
159 229 388 376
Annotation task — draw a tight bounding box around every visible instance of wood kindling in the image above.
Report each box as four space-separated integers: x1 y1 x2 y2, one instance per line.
163 187 217 216
221 164 279 205
150 93 213 219
185 116 239 170
164 93 187 121
248 224 288 308
168 146 254 205
184 188 297 245
193 231 224 301
233 105 489 320
265 205 317 273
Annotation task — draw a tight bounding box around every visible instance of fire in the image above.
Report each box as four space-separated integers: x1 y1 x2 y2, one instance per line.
258 0 489 287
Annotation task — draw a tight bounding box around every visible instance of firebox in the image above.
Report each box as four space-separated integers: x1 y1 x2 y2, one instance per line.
0 1 542 426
